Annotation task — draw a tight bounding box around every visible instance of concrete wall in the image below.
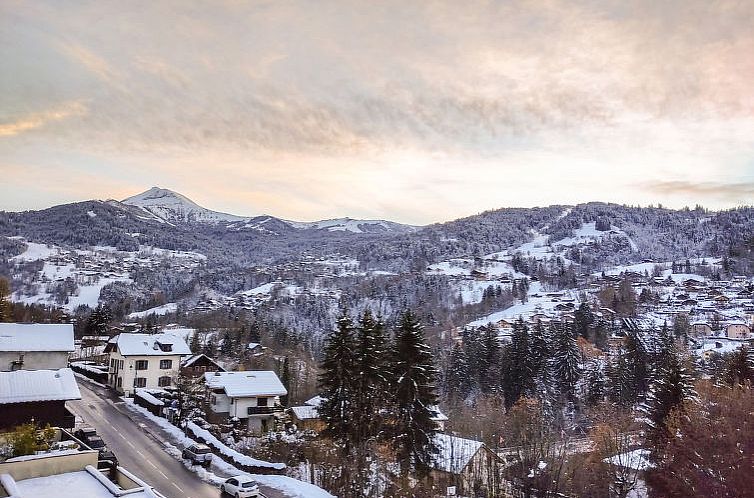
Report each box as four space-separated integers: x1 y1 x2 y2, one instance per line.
210 392 231 414
0 451 98 481
0 351 69 372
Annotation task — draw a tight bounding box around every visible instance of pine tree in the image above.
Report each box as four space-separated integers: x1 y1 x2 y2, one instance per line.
280 356 290 406
0 277 11 322
625 329 650 398
391 310 439 477
202 335 217 357
641 348 697 447
607 350 635 407
550 322 582 399
502 318 535 409
220 331 234 356
85 304 112 336
318 312 357 452
189 332 200 354
352 309 390 445
583 358 607 406
723 346 754 386
446 342 470 397
478 325 502 393
573 302 593 339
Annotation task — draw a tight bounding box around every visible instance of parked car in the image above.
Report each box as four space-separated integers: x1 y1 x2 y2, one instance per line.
181 443 213 467
221 475 260 498
73 427 98 444
73 427 118 467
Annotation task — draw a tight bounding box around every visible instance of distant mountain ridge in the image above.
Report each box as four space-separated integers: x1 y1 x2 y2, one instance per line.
121 187 418 234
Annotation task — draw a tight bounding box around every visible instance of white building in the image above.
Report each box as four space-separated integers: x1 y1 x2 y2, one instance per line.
0 323 74 371
104 333 191 396
204 371 287 433
726 321 751 339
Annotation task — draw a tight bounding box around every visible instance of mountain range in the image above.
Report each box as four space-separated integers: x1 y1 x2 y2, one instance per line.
2 188 754 274
121 187 418 234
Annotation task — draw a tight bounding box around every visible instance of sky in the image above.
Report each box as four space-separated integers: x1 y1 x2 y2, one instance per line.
1 0 753 225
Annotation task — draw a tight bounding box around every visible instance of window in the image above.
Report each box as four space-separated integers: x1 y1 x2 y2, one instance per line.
257 397 268 407
133 377 147 388
158 376 171 387
117 377 122 388
135 360 149 370
159 359 172 369
210 395 217 405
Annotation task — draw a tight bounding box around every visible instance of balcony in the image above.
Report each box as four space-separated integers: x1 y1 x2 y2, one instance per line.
246 405 284 416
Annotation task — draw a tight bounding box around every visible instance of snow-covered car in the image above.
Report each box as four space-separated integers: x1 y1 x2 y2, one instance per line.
181 443 212 467
221 475 260 497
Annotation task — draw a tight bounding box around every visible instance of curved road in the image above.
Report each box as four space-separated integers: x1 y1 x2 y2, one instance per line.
69 379 283 498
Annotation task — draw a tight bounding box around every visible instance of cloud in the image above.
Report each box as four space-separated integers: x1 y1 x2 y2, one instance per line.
1 0 754 220
642 180 754 199
0 101 86 137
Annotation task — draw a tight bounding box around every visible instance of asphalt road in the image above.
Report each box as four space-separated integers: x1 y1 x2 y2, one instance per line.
69 380 283 498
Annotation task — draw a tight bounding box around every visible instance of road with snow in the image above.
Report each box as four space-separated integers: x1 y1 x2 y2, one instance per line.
69 380 285 498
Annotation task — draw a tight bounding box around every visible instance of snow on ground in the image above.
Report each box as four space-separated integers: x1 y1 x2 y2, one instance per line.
468 282 576 326
551 222 638 252
239 282 282 296
605 448 653 471
427 259 473 276
457 280 504 305
9 241 59 262
161 327 197 342
138 246 207 260
128 303 178 319
122 399 334 498
65 276 132 311
13 274 132 311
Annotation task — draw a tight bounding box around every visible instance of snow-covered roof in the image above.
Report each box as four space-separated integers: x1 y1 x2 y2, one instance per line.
430 405 449 422
0 368 81 404
305 395 325 407
108 333 191 356
0 323 74 352
204 371 287 397
8 468 162 498
181 353 224 369
433 434 484 474
291 405 319 420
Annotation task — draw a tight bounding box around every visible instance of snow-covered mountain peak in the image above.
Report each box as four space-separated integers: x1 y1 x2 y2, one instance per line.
122 187 247 224
120 187 418 233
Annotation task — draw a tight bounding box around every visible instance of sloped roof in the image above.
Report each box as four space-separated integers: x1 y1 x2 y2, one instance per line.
433 433 484 474
107 333 191 356
291 405 319 420
305 395 324 407
181 353 225 370
430 405 449 422
0 323 74 352
204 371 287 397
0 368 81 404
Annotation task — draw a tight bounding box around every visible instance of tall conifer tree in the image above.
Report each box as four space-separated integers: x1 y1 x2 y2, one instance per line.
391 310 439 477
319 312 358 452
